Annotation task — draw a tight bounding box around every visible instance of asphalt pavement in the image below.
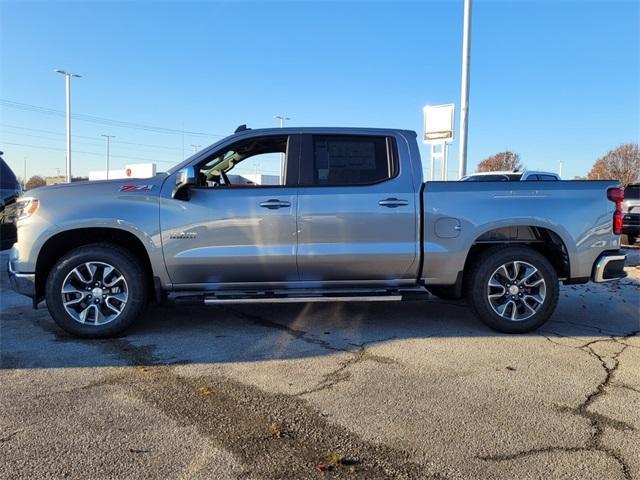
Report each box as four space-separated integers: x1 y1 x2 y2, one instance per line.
1 250 639 479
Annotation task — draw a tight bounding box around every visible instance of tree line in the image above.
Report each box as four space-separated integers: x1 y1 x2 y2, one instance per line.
476 143 639 186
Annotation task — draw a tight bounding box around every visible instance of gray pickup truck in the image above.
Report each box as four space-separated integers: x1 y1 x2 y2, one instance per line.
8 127 627 337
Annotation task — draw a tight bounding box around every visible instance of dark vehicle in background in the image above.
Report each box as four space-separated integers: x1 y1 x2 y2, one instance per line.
1 153 22 250
622 183 640 245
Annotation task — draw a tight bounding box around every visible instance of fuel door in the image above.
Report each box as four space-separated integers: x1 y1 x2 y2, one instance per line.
435 217 462 239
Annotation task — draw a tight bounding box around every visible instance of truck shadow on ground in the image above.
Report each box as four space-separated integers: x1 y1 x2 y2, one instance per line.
1 275 638 370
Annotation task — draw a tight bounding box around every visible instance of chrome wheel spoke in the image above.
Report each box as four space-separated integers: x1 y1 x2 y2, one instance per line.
103 275 124 288
498 265 514 282
62 284 84 295
524 277 544 287
521 265 539 284
71 266 91 284
63 295 85 307
101 265 114 283
104 298 123 315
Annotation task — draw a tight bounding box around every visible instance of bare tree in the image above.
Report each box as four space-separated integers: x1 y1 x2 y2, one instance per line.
25 175 46 191
587 144 639 186
476 151 522 172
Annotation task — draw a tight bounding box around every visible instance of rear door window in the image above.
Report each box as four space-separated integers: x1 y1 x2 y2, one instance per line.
300 135 396 186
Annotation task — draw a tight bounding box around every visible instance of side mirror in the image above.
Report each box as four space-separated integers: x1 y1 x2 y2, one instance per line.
172 166 196 200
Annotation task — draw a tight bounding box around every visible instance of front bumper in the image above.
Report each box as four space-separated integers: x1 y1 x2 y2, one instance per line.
623 213 640 236
7 258 36 298
592 251 627 283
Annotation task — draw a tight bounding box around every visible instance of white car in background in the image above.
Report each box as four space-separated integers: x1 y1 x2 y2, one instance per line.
461 171 561 182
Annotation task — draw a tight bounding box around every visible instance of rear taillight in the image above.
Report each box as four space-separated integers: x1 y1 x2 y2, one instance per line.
607 187 624 235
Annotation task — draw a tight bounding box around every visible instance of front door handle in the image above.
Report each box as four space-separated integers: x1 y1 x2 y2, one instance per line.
378 198 408 208
259 199 291 209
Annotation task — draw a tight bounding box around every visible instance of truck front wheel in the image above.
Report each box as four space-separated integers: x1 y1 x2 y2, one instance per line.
466 246 559 333
45 244 148 338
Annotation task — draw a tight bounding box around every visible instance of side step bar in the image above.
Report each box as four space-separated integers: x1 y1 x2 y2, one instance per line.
203 294 403 305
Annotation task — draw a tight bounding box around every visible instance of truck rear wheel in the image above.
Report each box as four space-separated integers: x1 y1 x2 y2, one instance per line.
466 246 559 333
45 244 148 338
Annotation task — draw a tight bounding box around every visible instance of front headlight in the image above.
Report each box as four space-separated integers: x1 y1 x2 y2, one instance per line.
15 198 39 221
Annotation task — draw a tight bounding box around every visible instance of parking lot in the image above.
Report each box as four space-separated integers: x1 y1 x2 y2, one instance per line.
1 250 639 479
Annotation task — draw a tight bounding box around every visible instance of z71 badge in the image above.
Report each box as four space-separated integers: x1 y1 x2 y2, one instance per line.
119 184 154 192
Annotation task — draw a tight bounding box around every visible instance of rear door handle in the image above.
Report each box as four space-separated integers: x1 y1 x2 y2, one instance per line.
378 198 408 208
259 199 291 209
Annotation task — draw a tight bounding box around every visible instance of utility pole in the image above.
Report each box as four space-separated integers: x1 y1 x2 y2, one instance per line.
23 157 27 189
558 160 564 178
55 69 81 183
191 144 202 154
274 115 290 183
101 134 115 179
458 0 472 179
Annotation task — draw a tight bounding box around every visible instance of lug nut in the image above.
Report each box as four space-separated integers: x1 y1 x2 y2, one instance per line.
88 295 92 299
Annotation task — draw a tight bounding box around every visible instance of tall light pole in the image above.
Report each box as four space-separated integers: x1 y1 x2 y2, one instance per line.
101 134 115 179
274 115 290 129
55 69 81 183
191 144 202 154
458 0 472 179
558 160 564 178
274 115 290 183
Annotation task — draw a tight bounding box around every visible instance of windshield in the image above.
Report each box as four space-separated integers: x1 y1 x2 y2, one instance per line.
624 184 640 200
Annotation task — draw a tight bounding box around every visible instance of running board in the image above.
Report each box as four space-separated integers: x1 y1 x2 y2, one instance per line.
203 294 403 305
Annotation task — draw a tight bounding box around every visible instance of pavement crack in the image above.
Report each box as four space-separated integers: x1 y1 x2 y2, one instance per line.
479 330 638 480
296 339 399 397
222 307 344 353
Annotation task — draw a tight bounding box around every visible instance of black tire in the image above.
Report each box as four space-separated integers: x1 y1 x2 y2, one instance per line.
427 285 462 300
466 246 559 333
45 243 148 338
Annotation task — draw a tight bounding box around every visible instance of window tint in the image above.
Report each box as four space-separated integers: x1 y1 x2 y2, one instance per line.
310 135 394 186
538 174 558 181
465 174 510 182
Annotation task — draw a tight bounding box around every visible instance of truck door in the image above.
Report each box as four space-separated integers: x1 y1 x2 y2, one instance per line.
160 134 300 286
296 133 418 283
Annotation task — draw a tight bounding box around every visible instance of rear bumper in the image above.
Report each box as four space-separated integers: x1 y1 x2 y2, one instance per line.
7 258 36 298
592 251 627 283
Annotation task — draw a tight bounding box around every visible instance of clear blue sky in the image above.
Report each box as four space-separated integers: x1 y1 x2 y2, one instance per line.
1 0 638 180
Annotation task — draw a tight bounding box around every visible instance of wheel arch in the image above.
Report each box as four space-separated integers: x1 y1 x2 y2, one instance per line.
35 227 157 302
464 225 571 281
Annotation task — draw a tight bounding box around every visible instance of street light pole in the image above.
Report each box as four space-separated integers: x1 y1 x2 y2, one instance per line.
458 0 472 179
55 69 81 183
558 160 564 178
274 115 290 183
191 144 202 154
101 134 115 179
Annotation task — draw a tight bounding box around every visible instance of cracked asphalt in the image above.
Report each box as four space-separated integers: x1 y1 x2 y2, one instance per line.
1 251 639 479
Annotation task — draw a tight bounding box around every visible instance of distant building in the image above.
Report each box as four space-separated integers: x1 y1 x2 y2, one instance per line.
89 163 157 181
45 176 89 185
227 173 280 186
